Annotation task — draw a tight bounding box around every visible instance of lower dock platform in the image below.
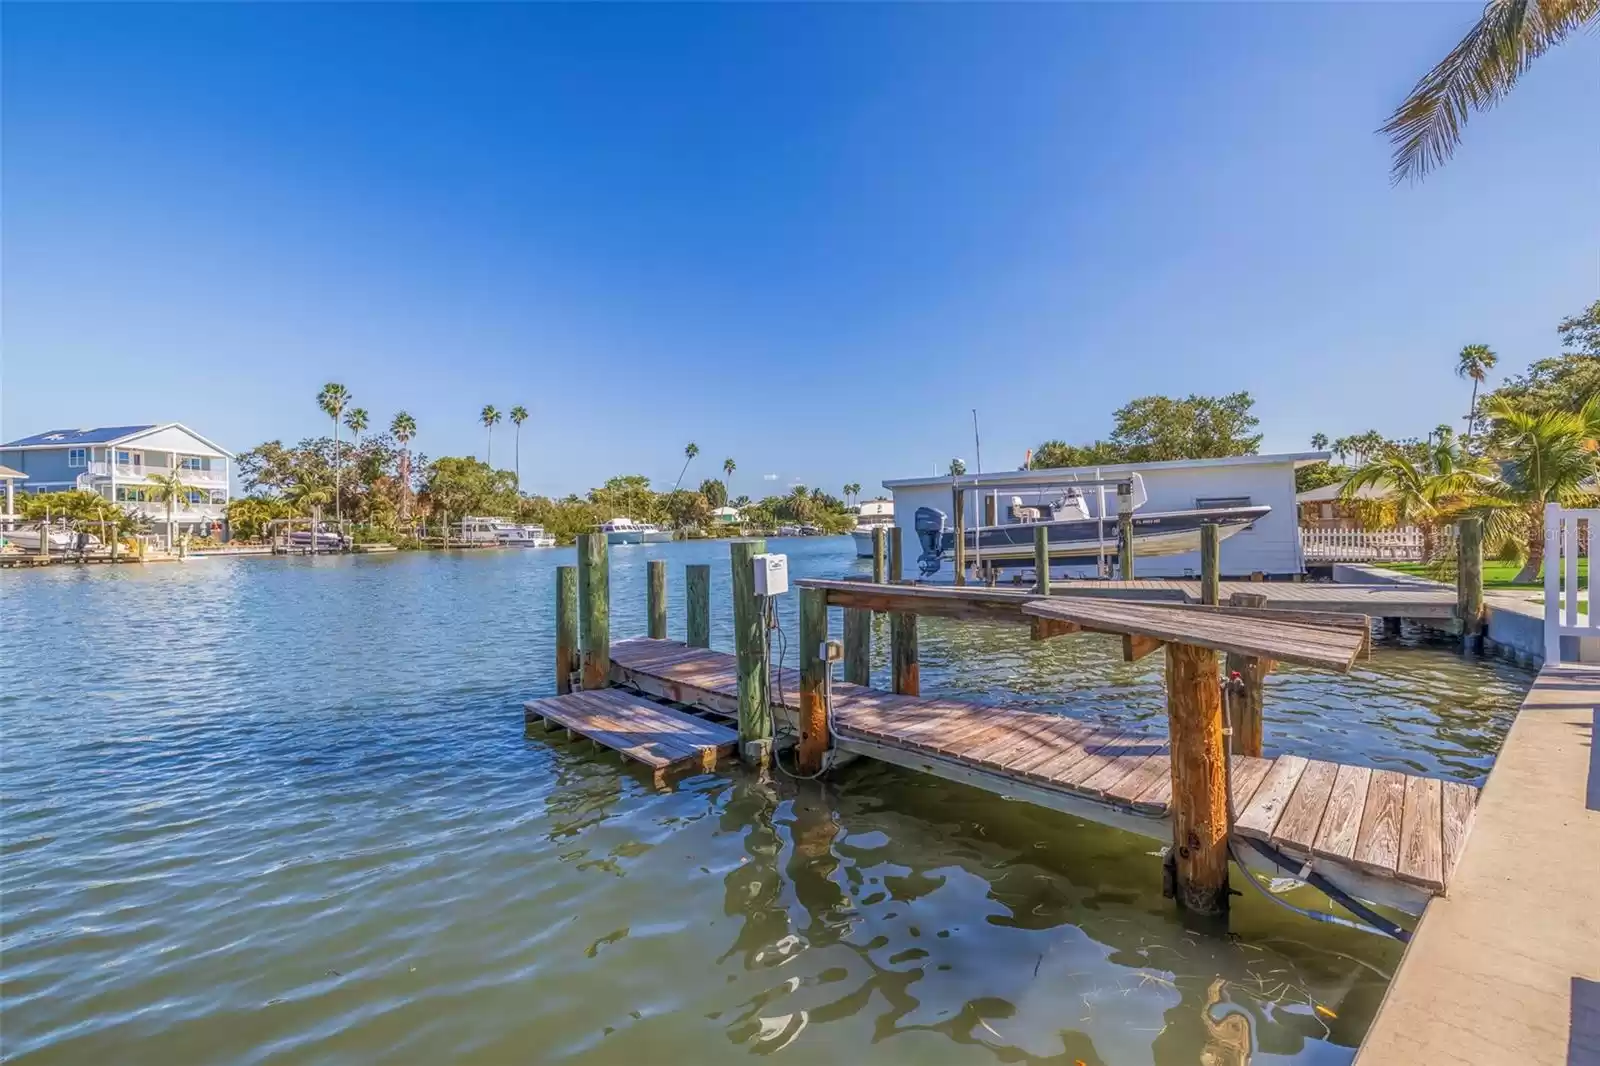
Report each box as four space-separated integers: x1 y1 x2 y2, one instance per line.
523 687 738 783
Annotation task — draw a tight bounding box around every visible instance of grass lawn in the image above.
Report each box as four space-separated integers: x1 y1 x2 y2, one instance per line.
1377 558 1588 589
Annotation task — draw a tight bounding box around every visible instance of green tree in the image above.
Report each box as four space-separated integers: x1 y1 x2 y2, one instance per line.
1455 344 1498 441
1108 392 1262 462
674 442 700 492
509 405 528 490
317 383 349 525
391 411 417 521
699 477 728 509
480 405 501 466
1341 434 1489 561
225 495 292 540
723 457 736 482
1480 395 1600 582
423 456 518 519
1486 301 1600 418
1381 0 1599 183
145 470 206 550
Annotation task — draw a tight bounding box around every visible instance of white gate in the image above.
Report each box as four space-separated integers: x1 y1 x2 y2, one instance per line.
1545 503 1596 663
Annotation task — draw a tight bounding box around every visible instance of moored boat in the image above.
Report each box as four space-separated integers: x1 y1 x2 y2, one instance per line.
601 518 644 545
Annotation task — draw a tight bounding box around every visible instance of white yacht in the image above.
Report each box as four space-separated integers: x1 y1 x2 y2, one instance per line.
518 524 557 547
638 522 675 544
851 499 895 557
2 525 103 553
601 518 644 545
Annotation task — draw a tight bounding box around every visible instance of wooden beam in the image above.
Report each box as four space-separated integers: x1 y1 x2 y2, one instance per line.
685 563 711 648
729 539 771 759
843 607 870 686
1122 633 1164 662
555 564 578 694
891 612 920 695
1031 616 1080 640
1166 642 1230 915
647 559 667 640
576 533 610 691
798 587 829 773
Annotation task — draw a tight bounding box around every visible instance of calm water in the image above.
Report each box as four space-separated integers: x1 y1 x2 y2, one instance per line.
0 539 1530 1064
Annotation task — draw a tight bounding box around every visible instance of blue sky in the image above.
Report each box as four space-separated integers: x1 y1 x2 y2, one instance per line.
3 4 1595 499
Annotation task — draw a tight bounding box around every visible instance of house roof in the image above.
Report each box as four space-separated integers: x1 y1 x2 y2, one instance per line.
883 451 1331 490
0 464 27 480
0 422 235 458
711 506 741 516
1 425 157 448
1296 480 1391 503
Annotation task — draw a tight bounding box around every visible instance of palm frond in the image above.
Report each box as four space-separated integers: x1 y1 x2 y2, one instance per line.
1382 0 1599 183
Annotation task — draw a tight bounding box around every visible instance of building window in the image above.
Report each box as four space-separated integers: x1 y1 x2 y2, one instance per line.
179 457 206 471
209 490 227 505
187 491 205 504
68 448 86 468
1320 502 1334 521
116 487 147 503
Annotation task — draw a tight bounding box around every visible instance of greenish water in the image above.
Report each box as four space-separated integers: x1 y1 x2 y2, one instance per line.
0 539 1530 1064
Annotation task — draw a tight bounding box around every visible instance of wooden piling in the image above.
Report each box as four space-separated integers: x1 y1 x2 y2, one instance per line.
1116 483 1134 579
888 525 904 583
1165 641 1230 915
1224 591 1269 758
952 484 967 587
647 559 667 640
555 565 579 694
1457 516 1484 654
891 611 919 696
798 586 830 774
843 608 870 686
871 526 887 584
685 564 711 648
1199 523 1220 606
729 539 772 760
1034 525 1050 595
576 533 610 691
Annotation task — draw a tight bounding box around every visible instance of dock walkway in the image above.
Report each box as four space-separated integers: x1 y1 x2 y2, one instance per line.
523 687 738 783
1356 664 1600 1065
608 637 1477 910
954 576 1457 620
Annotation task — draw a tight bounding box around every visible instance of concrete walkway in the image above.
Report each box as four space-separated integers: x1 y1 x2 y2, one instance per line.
1356 664 1600 1066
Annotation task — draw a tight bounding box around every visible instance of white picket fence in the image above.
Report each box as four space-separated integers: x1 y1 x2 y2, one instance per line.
1545 503 1595 663
1300 527 1436 562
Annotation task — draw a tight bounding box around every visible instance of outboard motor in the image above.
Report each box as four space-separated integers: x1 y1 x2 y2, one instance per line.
914 506 946 576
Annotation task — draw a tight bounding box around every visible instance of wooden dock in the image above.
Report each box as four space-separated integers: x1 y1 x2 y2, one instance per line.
607 636 1477 911
523 687 738 784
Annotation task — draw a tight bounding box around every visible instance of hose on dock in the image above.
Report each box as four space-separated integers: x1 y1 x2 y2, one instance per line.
1221 674 1412 943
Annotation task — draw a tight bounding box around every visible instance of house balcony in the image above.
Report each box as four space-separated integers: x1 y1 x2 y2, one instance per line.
82 461 228 485
120 500 229 526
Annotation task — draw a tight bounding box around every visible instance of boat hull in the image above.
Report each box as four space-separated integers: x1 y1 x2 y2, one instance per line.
918 505 1269 574
605 531 643 545
640 530 675 544
852 530 875 557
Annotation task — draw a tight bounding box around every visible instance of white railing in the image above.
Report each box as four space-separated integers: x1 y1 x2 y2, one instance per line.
1300 527 1433 562
1545 503 1595 663
82 461 226 483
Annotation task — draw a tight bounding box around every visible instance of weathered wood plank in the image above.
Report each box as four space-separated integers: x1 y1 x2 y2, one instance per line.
1234 755 1308 840
1397 775 1444 890
1441 780 1476 883
1271 758 1339 851
1122 633 1164 662
1311 764 1371 863
1351 769 1407 877
1227 755 1275 813
1106 752 1171 807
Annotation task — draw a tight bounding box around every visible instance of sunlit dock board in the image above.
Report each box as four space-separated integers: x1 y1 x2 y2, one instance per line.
607 638 1477 910
523 687 737 780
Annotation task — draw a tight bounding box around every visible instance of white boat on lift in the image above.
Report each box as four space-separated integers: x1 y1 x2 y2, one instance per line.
2 524 103 553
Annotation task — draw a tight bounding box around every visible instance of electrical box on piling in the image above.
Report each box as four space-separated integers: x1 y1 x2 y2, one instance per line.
752 553 789 597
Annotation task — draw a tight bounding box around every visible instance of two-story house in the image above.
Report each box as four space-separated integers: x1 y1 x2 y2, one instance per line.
0 424 234 542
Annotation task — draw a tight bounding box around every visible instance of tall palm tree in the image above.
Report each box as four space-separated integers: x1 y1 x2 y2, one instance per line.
948 458 967 477
788 484 810 522
481 405 501 466
145 470 203 550
317 383 349 525
509 405 529 490
391 411 417 521
344 407 369 449
1481 395 1600 582
673 442 699 492
1310 433 1329 452
723 457 735 485
850 482 862 506
1382 0 1599 183
1455 344 1498 442
1341 436 1490 562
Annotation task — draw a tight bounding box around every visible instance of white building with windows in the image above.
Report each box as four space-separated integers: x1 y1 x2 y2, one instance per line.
0 423 234 541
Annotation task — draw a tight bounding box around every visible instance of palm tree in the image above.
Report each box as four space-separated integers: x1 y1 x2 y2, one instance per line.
1382 0 1599 183
1480 395 1600 582
787 484 810 522
723 457 736 487
674 442 699 492
145 470 203 550
481 405 501 466
344 407 369 449
1341 437 1490 562
1456 344 1498 442
317 383 349 524
949 458 967 477
391 411 417 521
1310 433 1329 452
509 405 529 490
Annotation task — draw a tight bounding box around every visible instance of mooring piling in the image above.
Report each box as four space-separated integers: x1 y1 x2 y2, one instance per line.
1034 525 1050 595
798 586 829 774
843 607 871 685
888 525 904 583
647 559 667 640
871 526 887 584
891 611 919 695
729 538 772 763
952 483 967 587
1457 516 1484 654
1165 641 1231 915
577 532 610 691
1199 522 1221 606
1117 483 1134 579
555 564 579 695
685 563 711 648
1224 591 1269 758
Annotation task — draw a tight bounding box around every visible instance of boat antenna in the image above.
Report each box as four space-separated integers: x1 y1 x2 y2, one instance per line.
971 409 983 474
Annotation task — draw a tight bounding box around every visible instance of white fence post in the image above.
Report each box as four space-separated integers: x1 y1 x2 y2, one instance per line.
1546 503 1562 663
1545 502 1598 664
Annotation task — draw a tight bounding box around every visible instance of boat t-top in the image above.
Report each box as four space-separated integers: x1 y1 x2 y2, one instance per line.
914 472 1268 579
852 499 895 557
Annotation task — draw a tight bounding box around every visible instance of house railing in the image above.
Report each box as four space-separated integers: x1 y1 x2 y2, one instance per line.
1545 503 1595 664
1299 527 1435 562
82 461 226 483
